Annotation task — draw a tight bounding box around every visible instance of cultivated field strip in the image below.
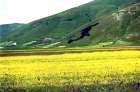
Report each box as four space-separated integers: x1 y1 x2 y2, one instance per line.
0 50 140 92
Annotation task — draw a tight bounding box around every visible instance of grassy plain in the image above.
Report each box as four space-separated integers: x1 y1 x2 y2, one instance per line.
0 49 140 92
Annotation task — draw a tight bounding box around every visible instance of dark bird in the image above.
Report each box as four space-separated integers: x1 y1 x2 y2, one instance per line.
68 22 99 44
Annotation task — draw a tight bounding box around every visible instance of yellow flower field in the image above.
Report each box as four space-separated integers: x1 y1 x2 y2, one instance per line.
0 50 140 92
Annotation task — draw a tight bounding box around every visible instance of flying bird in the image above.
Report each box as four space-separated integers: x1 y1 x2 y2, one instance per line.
68 22 99 44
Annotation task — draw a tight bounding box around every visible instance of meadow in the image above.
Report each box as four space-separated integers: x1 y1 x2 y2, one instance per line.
0 49 140 92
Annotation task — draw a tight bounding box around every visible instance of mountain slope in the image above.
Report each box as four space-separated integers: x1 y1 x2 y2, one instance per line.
1 0 140 48
65 10 140 47
0 23 25 40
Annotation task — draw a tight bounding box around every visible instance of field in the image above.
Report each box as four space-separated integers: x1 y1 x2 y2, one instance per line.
0 48 140 92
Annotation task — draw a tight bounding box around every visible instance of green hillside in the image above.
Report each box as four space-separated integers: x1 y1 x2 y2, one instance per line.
0 23 24 40
1 0 140 49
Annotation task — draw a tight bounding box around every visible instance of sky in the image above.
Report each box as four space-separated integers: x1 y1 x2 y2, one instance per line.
0 0 93 24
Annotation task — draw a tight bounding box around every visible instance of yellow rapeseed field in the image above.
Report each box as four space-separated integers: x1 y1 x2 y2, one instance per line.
0 50 140 92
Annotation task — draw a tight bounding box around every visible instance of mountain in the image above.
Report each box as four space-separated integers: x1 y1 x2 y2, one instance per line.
1 0 140 49
0 23 25 40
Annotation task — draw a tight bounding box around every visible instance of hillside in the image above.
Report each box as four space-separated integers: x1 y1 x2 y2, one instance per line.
1 0 140 49
0 23 24 40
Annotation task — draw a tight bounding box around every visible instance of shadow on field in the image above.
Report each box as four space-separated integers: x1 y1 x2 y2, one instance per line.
0 74 140 92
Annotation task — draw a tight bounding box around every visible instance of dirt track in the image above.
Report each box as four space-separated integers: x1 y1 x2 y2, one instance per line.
0 46 140 57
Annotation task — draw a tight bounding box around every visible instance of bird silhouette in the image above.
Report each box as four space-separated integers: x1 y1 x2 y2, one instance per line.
68 22 99 44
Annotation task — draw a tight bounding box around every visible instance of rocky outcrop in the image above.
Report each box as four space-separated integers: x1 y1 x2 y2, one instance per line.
112 3 140 21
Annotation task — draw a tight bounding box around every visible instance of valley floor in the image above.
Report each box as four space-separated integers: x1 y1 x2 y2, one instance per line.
0 48 140 92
